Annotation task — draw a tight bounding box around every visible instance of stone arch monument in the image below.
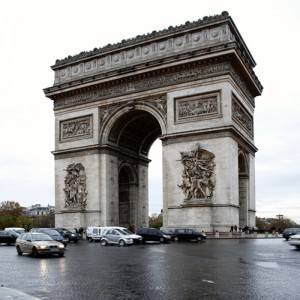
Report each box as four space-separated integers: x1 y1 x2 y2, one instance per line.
44 12 263 233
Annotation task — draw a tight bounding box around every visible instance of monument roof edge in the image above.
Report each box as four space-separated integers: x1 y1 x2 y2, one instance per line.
51 11 231 69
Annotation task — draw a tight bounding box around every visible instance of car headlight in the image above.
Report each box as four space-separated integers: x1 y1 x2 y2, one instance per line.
37 245 48 249
58 244 65 249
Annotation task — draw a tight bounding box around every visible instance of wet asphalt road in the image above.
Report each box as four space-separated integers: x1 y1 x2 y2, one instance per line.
0 238 299 300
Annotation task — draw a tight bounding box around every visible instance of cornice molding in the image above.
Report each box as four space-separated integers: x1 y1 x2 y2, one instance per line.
49 57 258 111
160 125 258 155
44 11 262 97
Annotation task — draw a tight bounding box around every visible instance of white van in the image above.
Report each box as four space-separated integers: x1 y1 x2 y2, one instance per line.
86 226 142 243
86 227 108 242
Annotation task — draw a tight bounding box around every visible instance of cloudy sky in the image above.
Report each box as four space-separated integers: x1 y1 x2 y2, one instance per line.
0 0 299 223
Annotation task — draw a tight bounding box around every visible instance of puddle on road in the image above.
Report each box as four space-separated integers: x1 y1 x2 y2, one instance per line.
240 257 280 269
254 261 279 268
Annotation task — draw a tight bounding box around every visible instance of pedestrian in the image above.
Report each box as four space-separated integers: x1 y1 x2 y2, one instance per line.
234 225 237 233
270 225 275 236
79 227 84 239
231 225 234 233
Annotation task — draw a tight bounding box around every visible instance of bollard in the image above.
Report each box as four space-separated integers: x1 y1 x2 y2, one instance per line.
228 232 233 238
215 231 219 238
241 232 245 238
265 232 268 238
275 232 278 237
254 232 257 238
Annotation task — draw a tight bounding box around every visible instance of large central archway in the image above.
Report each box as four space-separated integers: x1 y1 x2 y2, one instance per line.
44 12 262 233
103 108 163 231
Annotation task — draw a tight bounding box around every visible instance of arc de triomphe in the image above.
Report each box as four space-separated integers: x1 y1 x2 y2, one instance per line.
44 11 262 233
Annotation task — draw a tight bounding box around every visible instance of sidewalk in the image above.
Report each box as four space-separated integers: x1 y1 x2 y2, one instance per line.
0 286 40 299
207 232 282 239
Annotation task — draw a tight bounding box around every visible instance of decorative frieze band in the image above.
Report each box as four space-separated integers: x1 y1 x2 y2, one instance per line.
232 95 253 136
175 91 220 123
54 24 233 84
60 115 93 142
54 61 235 110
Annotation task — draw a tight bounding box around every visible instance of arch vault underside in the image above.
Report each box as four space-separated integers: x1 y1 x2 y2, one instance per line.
44 11 262 233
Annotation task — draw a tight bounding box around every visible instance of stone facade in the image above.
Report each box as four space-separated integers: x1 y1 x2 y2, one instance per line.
44 11 262 233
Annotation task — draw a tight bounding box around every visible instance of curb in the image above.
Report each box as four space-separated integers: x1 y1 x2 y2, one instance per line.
0 286 40 299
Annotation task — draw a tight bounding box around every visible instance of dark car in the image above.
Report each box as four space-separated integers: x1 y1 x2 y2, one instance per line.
30 228 68 246
171 228 206 242
136 228 171 243
0 230 19 245
247 226 258 234
282 228 300 240
55 228 80 243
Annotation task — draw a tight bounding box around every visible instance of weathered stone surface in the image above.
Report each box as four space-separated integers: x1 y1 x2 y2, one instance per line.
44 12 262 233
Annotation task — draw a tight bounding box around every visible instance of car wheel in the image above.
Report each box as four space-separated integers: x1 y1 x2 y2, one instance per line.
88 237 94 242
58 253 64 257
74 240 78 243
197 237 202 241
119 239 126 247
32 248 39 258
159 237 165 243
101 239 108 246
174 237 179 242
66 238 70 243
16 246 23 256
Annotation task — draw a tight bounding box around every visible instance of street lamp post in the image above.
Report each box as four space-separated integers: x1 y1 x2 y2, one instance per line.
276 214 283 233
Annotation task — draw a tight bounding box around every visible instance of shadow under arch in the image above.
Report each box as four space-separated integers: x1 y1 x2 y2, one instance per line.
118 162 139 229
100 102 166 157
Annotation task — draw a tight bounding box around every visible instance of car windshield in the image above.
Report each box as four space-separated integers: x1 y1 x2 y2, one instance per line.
115 229 128 235
121 228 133 235
32 234 53 241
44 229 60 236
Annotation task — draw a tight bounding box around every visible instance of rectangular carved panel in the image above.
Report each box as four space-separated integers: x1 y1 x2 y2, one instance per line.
175 91 221 123
232 95 253 136
60 115 93 142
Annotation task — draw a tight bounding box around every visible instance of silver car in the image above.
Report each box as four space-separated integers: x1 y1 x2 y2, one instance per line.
15 232 65 257
101 229 133 246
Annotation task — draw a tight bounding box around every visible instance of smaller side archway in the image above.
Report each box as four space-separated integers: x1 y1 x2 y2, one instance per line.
238 150 249 227
118 163 138 231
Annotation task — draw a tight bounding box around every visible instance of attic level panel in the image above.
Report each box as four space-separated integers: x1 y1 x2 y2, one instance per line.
44 12 261 91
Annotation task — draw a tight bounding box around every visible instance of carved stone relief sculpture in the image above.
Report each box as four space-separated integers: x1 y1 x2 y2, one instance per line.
232 95 253 136
175 91 221 124
64 163 88 209
60 116 92 142
178 144 215 200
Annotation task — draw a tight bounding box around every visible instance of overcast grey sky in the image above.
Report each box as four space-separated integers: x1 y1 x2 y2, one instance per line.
0 0 299 223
